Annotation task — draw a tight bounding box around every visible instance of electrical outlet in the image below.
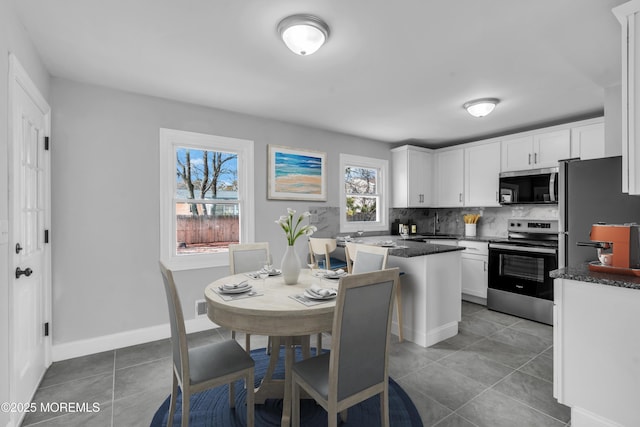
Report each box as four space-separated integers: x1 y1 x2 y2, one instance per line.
195 299 207 317
310 214 319 223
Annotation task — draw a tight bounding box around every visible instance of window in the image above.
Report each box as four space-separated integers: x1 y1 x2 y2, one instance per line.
339 154 388 233
160 129 254 270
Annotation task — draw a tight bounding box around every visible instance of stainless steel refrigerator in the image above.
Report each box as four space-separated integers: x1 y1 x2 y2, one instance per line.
559 156 640 268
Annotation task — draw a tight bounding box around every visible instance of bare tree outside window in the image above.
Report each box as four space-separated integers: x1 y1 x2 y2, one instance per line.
175 147 239 254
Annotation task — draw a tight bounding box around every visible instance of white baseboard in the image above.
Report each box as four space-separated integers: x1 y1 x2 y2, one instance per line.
571 407 625 427
399 321 459 348
51 317 219 361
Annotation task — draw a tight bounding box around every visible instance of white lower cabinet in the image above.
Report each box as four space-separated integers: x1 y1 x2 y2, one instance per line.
459 240 488 303
554 278 640 427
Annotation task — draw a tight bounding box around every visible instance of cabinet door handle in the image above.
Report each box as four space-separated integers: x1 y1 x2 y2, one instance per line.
528 153 532 165
459 193 462 202
534 152 538 164
483 261 487 271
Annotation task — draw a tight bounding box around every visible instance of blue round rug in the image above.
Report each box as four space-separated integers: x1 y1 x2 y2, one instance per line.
150 347 423 426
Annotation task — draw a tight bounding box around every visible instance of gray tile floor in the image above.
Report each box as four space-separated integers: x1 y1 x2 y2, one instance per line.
22 302 569 426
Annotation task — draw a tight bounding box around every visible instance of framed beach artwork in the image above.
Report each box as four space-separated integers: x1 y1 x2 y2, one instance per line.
268 145 327 201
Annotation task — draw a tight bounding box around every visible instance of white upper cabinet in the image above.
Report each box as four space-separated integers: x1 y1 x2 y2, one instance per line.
434 148 464 207
391 145 433 207
570 121 617 160
613 0 640 194
501 130 570 171
501 135 533 171
464 142 501 207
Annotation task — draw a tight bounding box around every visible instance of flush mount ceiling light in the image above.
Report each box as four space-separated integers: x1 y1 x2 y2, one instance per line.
463 98 500 117
277 14 330 56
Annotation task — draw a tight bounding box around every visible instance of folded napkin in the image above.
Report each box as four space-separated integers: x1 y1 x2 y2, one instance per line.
310 284 338 297
222 280 249 290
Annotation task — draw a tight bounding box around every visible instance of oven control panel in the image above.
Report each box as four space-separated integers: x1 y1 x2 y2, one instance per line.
507 219 558 234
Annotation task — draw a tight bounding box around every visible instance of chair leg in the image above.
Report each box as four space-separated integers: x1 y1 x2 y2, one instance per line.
291 377 300 427
328 401 338 427
340 409 348 423
229 379 236 408
396 279 404 342
381 386 390 427
317 332 323 352
246 370 255 427
168 373 178 427
181 387 190 427
245 333 251 352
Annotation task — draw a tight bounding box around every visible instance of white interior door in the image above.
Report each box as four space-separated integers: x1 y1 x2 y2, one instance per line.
9 54 51 426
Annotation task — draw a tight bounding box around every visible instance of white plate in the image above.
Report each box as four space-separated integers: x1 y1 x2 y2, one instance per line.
218 285 253 294
304 290 336 300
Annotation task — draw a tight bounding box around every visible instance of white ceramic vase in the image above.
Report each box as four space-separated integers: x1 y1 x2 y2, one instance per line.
281 245 301 285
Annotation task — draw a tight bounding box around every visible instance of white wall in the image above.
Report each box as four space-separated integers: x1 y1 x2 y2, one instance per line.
50 78 391 357
0 1 51 425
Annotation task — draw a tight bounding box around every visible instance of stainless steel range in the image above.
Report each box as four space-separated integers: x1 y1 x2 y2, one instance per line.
487 219 559 325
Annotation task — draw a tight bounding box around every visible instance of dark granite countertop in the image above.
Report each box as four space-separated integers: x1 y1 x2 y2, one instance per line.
337 236 464 258
550 264 640 290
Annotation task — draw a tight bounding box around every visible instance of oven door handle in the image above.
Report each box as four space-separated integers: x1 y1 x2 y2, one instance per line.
489 243 558 254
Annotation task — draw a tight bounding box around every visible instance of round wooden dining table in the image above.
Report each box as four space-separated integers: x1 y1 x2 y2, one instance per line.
204 269 337 427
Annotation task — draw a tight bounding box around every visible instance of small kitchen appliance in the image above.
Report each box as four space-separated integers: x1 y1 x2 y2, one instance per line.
577 223 640 275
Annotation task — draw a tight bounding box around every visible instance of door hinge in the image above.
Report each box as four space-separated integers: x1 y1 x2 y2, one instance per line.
44 322 49 337
44 229 49 244
44 136 50 151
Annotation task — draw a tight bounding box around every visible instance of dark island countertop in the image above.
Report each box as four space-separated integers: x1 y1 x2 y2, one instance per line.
550 264 640 290
337 236 464 258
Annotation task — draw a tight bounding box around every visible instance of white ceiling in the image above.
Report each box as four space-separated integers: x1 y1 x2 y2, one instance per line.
12 0 627 147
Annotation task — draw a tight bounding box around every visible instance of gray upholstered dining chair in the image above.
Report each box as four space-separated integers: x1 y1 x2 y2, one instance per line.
291 268 400 427
228 242 271 351
350 244 389 274
159 262 255 427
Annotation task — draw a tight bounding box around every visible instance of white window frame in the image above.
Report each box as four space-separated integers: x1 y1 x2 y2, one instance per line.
160 128 254 271
339 153 389 233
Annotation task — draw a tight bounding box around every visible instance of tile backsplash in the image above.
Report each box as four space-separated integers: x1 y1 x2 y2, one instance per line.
390 206 559 237
310 205 558 238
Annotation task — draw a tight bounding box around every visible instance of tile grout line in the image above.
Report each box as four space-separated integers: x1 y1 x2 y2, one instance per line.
489 384 570 425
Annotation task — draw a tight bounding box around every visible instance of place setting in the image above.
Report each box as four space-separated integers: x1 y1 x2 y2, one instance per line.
214 279 263 301
290 283 338 306
314 268 348 281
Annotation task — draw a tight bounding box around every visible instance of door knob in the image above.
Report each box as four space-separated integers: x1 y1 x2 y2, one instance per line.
16 267 32 279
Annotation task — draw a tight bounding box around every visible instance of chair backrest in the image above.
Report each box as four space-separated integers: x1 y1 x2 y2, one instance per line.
308 237 338 268
351 245 389 274
344 242 358 273
330 268 399 401
159 261 189 384
228 242 270 274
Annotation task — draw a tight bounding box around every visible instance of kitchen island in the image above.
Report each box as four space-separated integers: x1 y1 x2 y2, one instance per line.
551 265 640 427
341 237 464 347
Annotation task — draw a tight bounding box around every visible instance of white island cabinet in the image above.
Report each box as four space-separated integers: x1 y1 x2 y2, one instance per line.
554 277 640 427
388 249 461 347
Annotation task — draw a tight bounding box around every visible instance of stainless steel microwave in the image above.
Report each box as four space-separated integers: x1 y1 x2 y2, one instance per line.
499 167 558 204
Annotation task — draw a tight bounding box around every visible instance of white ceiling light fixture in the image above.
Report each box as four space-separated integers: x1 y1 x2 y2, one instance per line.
277 14 330 56
463 98 500 118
